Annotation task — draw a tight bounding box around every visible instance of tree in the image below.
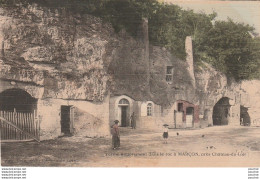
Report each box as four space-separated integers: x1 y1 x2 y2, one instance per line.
200 19 259 81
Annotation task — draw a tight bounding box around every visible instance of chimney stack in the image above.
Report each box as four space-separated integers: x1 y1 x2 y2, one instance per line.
138 18 150 88
185 36 195 87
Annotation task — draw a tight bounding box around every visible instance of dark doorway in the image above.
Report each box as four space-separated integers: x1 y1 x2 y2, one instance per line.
186 107 194 115
240 106 250 126
178 103 183 112
212 97 230 125
121 106 127 127
0 88 37 113
186 107 194 128
61 105 74 136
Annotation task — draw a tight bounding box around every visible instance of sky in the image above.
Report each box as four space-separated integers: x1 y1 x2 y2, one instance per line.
160 1 260 35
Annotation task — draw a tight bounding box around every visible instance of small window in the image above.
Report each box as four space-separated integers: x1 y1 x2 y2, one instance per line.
166 66 173 83
119 98 129 105
186 107 194 115
178 103 183 112
147 103 152 116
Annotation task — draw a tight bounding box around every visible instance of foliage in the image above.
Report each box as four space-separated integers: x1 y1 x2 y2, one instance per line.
196 19 260 80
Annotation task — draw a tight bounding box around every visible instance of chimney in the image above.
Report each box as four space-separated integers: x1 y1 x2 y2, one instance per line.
0 30 4 57
185 36 195 87
138 18 150 88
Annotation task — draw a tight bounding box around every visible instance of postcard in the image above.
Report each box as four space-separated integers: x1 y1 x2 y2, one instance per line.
0 0 260 169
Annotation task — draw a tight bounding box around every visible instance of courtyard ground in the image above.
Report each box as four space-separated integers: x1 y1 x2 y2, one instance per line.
1 126 260 167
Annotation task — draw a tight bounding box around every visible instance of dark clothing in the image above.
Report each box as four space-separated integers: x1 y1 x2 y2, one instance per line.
163 132 168 138
112 135 120 148
130 114 136 129
111 124 120 148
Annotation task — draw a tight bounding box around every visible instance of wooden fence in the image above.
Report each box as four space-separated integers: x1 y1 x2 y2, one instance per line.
0 110 40 142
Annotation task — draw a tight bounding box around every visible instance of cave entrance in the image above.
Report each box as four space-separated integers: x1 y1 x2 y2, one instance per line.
0 88 37 113
118 99 130 127
212 97 230 126
240 106 251 126
61 105 75 136
0 88 40 141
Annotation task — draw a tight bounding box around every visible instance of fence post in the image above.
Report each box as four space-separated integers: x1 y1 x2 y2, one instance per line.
34 110 40 141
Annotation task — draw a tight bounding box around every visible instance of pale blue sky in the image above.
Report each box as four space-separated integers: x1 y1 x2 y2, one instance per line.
163 1 260 35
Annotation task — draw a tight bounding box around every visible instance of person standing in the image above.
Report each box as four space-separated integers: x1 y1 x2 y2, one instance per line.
111 120 120 150
131 112 136 129
163 124 169 144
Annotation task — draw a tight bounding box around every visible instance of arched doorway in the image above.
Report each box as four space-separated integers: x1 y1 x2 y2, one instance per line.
240 106 250 126
0 88 39 141
212 97 230 125
0 88 37 113
118 98 130 127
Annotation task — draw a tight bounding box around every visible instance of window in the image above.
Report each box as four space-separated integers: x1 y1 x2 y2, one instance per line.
147 103 152 116
186 107 194 115
166 66 173 83
178 103 183 112
119 99 129 105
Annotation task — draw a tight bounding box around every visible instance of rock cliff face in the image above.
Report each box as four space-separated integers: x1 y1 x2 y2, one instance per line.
0 4 258 113
240 80 260 125
150 46 196 106
0 4 167 106
0 4 153 103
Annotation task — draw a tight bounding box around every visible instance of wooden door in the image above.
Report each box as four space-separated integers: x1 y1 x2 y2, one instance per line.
186 107 194 128
61 106 74 135
186 115 193 128
121 106 127 127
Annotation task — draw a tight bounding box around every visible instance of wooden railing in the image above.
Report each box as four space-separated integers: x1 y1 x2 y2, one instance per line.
0 110 40 142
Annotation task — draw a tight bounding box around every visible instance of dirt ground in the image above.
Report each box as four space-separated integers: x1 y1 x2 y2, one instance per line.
1 126 260 167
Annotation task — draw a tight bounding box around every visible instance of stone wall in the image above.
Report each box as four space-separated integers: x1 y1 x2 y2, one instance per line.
109 96 163 129
138 101 162 129
0 80 44 99
240 80 260 126
109 95 134 127
38 97 110 140
195 62 243 127
149 46 197 107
